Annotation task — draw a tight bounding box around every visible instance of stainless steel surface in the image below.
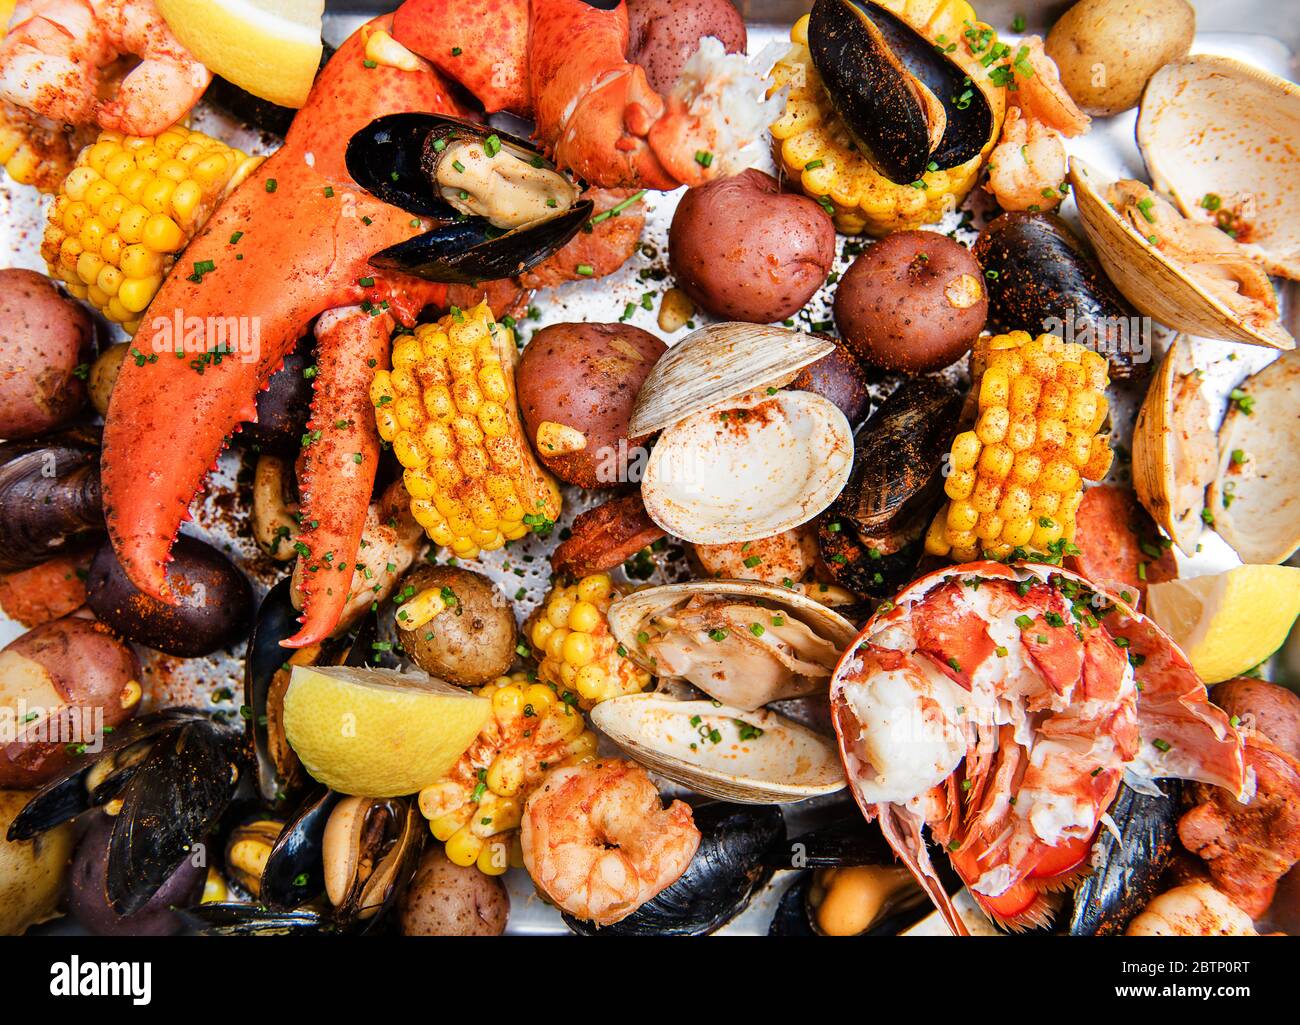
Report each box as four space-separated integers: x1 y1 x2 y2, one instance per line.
4 0 1296 937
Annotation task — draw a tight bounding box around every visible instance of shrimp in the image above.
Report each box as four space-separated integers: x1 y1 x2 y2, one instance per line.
521 759 700 926
984 36 1088 212
1126 882 1258 936
0 0 210 137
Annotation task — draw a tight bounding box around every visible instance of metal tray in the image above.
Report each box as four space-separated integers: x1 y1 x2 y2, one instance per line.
5 0 1297 936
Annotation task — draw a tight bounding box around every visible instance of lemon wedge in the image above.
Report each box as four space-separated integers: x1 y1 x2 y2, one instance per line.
155 0 324 109
283 665 489 797
0 2 17 41
1145 566 1300 683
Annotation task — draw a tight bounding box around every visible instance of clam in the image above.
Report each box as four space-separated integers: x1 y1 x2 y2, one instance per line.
606 579 859 710
818 376 961 597
632 324 852 546
1070 158 1294 350
1206 349 1300 565
590 694 845 803
1137 55 1300 281
1131 337 1216 555
347 113 593 284
806 0 997 185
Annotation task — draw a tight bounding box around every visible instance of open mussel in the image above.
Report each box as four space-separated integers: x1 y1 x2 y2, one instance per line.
347 112 593 284
1069 781 1182 935
807 0 996 184
974 211 1146 378
818 376 961 598
564 802 784 936
7 709 247 916
0 428 103 572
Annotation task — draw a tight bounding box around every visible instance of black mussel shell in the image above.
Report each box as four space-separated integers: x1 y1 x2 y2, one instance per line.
369 201 593 285
239 343 313 453
176 902 330 935
0 428 103 572
974 212 1145 379
809 0 994 184
1069 781 1182 935
763 810 901 869
104 715 246 915
259 787 342 911
204 45 335 139
564 802 785 936
819 376 961 597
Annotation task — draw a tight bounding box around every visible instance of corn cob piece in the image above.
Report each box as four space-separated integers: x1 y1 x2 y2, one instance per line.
417 671 597 875
926 331 1113 563
371 302 563 560
527 573 653 708
40 126 260 333
768 1 1003 237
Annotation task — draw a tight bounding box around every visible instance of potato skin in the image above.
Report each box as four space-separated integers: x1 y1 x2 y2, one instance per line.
1045 0 1194 116
0 789 74 935
399 847 509 936
789 337 872 424
627 0 746 94
0 616 141 789
669 169 835 324
0 269 93 439
397 565 516 687
833 230 986 373
517 322 665 488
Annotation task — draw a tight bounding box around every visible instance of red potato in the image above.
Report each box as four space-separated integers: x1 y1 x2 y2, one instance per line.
516 323 665 488
627 0 747 94
1065 484 1176 604
669 169 835 324
0 269 94 438
0 616 141 789
833 231 987 372
789 336 873 424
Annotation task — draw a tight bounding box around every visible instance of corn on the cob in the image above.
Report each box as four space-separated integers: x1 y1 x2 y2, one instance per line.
371 301 562 560
926 331 1113 563
0 108 90 194
528 573 653 708
417 671 597 875
768 2 1002 237
40 126 260 333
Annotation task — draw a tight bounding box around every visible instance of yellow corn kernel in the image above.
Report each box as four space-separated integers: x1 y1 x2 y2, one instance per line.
445 825 485 867
562 631 596 668
975 406 1009 445
1005 416 1037 453
1041 459 1079 493
418 780 464 821
576 573 612 604
944 468 976 501
977 443 1013 480
1001 515 1034 547
950 431 981 473
492 685 525 722
1008 374 1040 416
925 511 952 557
979 368 1009 410
946 500 979 533
486 753 526 797
567 600 601 634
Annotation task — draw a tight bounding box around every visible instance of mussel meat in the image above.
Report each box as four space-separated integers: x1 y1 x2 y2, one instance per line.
320 794 423 930
974 211 1146 378
347 113 593 284
818 376 961 598
564 802 784 936
807 0 996 184
0 428 103 572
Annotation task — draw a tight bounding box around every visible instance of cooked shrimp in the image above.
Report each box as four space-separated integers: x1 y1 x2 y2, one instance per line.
521 759 700 926
984 36 1088 212
0 0 210 137
985 107 1068 212
1126 882 1258 936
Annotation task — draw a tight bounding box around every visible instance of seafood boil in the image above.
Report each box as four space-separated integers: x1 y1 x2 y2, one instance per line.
0 0 1296 945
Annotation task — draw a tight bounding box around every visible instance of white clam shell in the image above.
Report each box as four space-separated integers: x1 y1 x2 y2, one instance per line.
1138 55 1300 281
590 693 846 803
1069 157 1294 350
1206 348 1300 564
640 388 853 545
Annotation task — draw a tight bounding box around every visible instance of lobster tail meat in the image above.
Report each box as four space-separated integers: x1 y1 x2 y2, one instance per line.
830 562 1247 932
101 16 455 615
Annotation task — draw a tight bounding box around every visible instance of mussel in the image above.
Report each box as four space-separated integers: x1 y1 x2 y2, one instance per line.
0 428 103 572
807 0 996 184
818 376 961 598
564 802 785 936
258 787 342 911
347 113 593 284
7 709 247 916
974 211 1146 378
1069 781 1182 936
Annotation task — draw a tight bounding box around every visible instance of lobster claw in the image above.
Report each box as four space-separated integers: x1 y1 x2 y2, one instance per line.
347 112 594 283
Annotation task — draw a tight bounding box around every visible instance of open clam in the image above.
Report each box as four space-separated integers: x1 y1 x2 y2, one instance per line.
1138 56 1300 281
590 694 845 803
606 579 859 711
631 324 853 546
1131 337 1216 556
1070 158 1294 350
1206 349 1300 565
